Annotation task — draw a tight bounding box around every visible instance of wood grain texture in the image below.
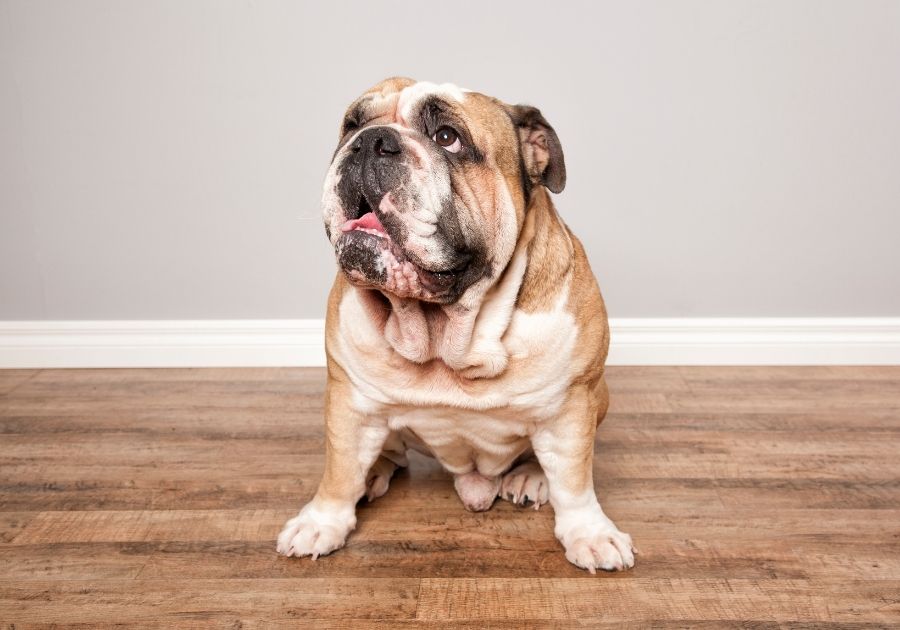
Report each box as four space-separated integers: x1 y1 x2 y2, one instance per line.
1 366 899 626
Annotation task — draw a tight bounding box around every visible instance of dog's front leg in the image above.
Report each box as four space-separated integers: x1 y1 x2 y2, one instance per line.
277 376 389 559
531 386 636 573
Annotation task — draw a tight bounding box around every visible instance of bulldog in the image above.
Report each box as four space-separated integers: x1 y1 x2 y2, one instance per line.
277 77 636 572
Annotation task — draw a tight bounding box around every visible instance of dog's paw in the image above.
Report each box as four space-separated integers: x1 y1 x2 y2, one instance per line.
276 503 355 559
365 456 398 502
453 471 501 512
561 525 636 573
499 459 549 509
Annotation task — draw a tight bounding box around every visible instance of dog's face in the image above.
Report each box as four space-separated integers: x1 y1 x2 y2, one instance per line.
322 77 565 304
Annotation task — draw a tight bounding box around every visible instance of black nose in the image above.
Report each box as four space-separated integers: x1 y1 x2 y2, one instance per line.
351 127 402 158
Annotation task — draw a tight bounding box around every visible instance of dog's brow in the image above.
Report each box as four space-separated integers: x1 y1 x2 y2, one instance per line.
344 100 370 126
342 102 393 139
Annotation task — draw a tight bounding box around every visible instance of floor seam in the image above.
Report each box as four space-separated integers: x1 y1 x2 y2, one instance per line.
1 368 43 396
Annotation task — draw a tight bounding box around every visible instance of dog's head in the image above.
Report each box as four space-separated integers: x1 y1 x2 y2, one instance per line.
322 77 565 304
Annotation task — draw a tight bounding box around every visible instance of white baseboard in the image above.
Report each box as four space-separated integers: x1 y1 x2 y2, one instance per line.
0 318 898 368
0 320 325 369
606 318 900 365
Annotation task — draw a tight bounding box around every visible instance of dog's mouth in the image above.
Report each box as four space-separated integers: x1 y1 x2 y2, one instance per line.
335 194 470 300
341 195 386 238
346 193 375 223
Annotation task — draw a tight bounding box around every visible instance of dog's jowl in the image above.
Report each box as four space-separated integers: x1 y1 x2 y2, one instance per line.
277 77 635 573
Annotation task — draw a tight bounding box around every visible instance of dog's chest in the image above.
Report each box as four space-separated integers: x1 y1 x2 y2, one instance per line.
337 289 580 415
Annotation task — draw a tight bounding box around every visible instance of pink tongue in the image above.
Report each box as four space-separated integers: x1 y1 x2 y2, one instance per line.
341 212 386 234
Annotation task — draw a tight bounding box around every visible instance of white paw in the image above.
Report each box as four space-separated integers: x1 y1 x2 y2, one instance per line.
562 525 636 573
453 471 500 512
499 459 549 509
276 502 355 559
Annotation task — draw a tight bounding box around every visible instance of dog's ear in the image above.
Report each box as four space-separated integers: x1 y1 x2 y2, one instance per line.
507 104 566 194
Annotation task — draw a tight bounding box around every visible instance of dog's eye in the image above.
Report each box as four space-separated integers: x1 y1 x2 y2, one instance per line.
433 126 462 153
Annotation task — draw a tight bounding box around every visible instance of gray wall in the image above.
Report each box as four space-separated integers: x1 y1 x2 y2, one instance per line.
2 0 898 320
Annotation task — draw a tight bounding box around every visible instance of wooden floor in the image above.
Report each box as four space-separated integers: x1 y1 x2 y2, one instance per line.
1 366 899 627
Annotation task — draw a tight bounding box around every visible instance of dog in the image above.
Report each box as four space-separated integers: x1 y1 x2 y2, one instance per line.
277 78 635 572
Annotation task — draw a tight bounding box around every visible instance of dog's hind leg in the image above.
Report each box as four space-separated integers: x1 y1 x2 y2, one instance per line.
365 433 408 502
498 453 549 509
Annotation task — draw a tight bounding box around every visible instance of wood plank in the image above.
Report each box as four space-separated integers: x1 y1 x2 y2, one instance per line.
676 365 900 382
605 366 691 392
0 369 39 394
605 411 900 433
7 506 900 549
11 509 289 544
0 578 419 624
0 511 36 543
607 392 674 413
7 537 896 582
415 577 900 623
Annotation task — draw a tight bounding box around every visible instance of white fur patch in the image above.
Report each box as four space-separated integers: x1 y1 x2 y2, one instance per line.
276 498 357 559
396 81 466 124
